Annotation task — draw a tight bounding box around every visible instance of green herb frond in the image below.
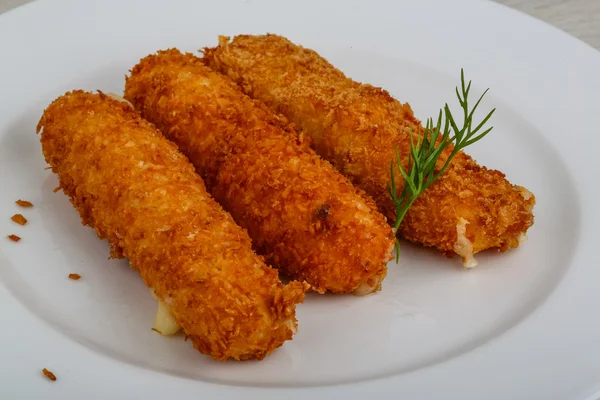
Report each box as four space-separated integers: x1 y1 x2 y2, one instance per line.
388 69 495 262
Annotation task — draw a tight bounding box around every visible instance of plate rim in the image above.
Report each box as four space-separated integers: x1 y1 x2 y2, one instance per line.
1 0 599 398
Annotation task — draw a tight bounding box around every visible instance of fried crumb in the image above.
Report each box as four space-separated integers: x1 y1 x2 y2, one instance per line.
151 327 162 334
44 166 52 170
68 273 81 280
11 214 27 225
15 199 33 207
7 234 21 242
53 186 61 193
42 368 56 381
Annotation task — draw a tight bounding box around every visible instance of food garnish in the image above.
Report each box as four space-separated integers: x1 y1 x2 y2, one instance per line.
389 70 495 260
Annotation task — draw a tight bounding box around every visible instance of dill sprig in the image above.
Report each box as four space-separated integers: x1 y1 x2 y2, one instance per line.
388 69 496 261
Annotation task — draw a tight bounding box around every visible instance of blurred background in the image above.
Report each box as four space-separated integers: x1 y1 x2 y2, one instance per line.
0 0 598 50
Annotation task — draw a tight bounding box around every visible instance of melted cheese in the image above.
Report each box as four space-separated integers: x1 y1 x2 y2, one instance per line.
454 218 478 269
150 289 181 335
353 275 384 296
105 92 134 109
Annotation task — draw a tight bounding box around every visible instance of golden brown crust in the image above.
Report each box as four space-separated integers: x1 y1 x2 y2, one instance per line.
204 34 536 260
124 49 394 294
37 91 306 360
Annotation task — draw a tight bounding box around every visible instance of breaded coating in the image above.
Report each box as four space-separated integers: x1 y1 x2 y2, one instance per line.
37 91 306 360
125 50 394 294
204 34 536 266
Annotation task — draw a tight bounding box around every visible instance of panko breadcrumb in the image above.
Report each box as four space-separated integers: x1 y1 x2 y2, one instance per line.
68 273 81 280
42 368 56 381
37 91 306 360
7 234 21 242
204 34 536 266
11 213 27 225
125 49 394 294
15 199 33 207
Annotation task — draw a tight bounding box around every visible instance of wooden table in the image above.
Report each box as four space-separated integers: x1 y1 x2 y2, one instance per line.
1 0 599 50
497 0 600 50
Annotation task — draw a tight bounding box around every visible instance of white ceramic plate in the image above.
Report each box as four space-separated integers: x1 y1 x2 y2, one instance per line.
1 0 599 398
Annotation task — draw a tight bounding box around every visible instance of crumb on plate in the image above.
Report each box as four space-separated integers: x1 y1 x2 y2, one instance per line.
15 199 33 207
11 213 27 225
68 273 81 280
7 234 21 242
42 368 56 381
53 186 62 193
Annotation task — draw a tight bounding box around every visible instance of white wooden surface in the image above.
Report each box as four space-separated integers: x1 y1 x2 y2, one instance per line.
497 0 600 50
0 0 599 50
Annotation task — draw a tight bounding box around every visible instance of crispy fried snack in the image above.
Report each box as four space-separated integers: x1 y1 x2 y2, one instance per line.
204 34 536 267
124 50 394 294
37 91 306 360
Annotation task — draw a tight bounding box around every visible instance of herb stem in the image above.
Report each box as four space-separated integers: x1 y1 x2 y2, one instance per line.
388 69 495 261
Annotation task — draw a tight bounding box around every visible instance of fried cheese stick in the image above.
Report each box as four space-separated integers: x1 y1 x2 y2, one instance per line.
124 50 394 295
37 91 306 360
204 34 536 267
